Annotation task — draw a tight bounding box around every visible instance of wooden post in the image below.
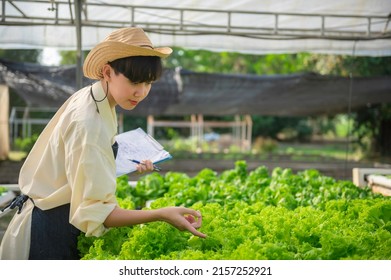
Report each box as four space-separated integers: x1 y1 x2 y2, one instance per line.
197 114 204 151
0 85 10 160
147 115 154 137
245 115 253 151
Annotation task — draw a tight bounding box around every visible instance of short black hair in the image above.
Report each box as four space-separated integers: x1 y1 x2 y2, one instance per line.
108 56 163 83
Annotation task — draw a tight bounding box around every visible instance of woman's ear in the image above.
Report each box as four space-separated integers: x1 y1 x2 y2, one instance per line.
101 64 112 81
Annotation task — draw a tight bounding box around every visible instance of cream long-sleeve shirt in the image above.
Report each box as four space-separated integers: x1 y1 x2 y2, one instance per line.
0 81 118 259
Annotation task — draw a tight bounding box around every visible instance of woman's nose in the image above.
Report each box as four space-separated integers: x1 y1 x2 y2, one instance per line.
133 83 148 97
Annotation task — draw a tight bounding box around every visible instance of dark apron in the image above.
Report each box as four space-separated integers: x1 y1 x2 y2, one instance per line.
28 141 119 259
0 197 80 260
29 203 81 260
1 141 119 260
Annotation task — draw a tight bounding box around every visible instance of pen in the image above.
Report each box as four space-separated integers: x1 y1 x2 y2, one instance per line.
129 159 162 172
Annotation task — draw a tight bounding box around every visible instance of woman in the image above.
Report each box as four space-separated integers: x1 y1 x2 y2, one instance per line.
0 27 206 260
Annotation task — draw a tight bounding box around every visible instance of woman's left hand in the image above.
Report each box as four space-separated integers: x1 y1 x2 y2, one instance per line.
136 160 154 173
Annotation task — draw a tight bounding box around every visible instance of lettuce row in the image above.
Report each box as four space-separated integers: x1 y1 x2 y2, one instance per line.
78 161 390 260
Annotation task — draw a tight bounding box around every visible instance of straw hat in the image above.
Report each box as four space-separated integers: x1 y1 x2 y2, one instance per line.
83 27 172 80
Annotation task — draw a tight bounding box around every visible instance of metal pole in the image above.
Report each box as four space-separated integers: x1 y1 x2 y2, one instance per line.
2 0 6 22
74 0 83 89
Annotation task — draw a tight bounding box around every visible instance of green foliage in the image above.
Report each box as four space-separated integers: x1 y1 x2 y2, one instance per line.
78 226 133 260
13 48 389 157
165 48 310 75
341 56 391 77
58 50 90 65
353 104 391 158
0 49 42 63
78 161 390 260
165 48 391 157
14 134 39 153
118 221 190 260
0 186 7 195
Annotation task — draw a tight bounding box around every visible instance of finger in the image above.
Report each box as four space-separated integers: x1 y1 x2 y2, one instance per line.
137 164 147 173
185 215 201 229
181 208 202 218
185 215 196 223
142 160 154 171
191 213 202 228
184 211 202 229
186 225 207 239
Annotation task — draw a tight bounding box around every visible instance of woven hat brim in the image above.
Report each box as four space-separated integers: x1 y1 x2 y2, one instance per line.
83 41 172 80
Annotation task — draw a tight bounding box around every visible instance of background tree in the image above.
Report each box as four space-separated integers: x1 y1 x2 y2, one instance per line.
167 48 391 158
0 49 41 63
29 48 391 158
306 55 391 158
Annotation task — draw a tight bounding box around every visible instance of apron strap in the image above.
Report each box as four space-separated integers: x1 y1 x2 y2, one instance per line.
0 194 31 214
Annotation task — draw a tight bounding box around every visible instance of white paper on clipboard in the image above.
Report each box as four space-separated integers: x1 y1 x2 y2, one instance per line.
114 127 172 176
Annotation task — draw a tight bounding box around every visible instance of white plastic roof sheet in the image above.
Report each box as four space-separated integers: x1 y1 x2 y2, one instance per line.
0 0 390 56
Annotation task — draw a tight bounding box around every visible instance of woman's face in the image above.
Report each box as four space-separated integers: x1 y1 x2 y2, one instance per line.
104 65 152 110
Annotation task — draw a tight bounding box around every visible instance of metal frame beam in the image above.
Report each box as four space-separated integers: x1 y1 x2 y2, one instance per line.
1 0 390 40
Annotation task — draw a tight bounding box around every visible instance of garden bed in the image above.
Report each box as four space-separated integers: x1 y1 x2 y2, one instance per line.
78 161 391 260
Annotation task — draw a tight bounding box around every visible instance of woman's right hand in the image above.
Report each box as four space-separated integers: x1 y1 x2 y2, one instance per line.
158 207 207 238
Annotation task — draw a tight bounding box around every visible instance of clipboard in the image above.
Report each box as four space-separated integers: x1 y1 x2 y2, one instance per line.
114 127 172 176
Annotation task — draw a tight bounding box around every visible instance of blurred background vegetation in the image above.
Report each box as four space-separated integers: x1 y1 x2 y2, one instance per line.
1 48 390 162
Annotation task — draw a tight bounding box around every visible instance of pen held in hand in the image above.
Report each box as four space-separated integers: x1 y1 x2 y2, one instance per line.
129 159 162 172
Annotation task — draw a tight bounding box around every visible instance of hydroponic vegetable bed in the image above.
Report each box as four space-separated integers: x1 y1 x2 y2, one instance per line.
78 161 391 260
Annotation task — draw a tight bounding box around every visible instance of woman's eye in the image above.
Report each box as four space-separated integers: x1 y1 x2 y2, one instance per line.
130 81 153 85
